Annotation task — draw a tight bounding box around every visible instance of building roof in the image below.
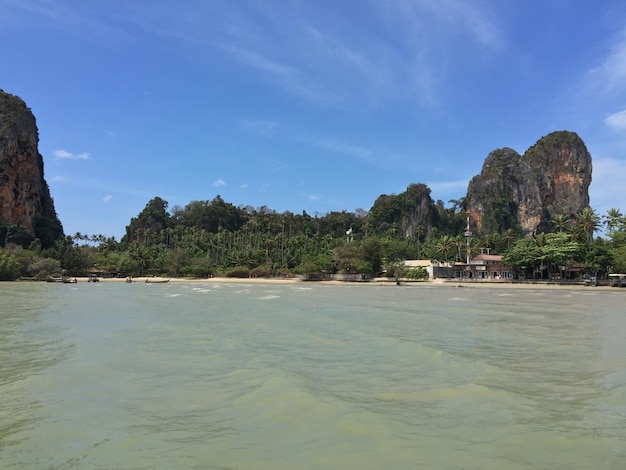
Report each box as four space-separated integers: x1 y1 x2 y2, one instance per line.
472 254 503 262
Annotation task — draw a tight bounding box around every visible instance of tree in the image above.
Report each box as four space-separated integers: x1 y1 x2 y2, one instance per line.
28 258 63 280
0 249 20 280
603 208 624 233
573 207 601 246
434 235 455 261
551 214 571 233
503 238 542 279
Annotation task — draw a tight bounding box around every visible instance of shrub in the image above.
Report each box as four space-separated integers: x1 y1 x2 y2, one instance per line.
0 249 20 280
28 258 63 280
405 267 429 280
225 266 250 278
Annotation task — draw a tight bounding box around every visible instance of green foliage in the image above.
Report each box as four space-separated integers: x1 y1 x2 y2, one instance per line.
405 267 429 280
27 257 63 280
294 253 334 274
123 196 171 243
225 266 250 278
481 197 521 234
3 192 625 282
0 249 20 280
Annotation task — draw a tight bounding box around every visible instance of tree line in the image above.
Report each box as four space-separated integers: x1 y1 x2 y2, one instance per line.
1 193 626 281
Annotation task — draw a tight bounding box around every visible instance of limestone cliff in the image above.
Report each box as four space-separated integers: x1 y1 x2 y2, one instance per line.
466 131 592 236
367 183 437 238
0 90 63 248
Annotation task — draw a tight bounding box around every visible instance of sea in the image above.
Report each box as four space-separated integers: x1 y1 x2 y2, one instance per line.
1 281 625 469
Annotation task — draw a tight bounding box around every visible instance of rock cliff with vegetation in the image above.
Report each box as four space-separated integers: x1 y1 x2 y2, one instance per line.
466 131 592 236
0 90 63 248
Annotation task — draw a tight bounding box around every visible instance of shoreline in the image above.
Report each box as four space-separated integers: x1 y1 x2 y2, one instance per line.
55 276 622 291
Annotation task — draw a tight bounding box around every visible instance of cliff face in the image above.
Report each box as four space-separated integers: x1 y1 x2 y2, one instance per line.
466 131 592 236
0 90 63 248
367 183 436 238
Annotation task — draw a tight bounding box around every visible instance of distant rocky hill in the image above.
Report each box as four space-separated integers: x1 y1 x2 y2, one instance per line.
466 131 592 236
0 89 63 248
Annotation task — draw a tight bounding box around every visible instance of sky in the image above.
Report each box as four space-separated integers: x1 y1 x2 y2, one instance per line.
2 0 626 241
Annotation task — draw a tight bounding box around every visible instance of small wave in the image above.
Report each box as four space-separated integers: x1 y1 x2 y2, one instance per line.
165 293 181 298
258 295 280 300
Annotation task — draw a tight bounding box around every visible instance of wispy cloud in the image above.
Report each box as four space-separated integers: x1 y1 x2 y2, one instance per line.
213 179 226 187
54 149 90 160
426 179 471 197
103 195 113 203
605 109 626 130
312 139 375 163
587 29 626 96
218 43 341 106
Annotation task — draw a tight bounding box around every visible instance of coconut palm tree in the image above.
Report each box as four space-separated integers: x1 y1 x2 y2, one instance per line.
434 235 456 261
603 208 624 233
551 213 571 233
575 207 601 246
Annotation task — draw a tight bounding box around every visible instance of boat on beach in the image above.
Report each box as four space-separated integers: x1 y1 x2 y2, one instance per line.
47 277 78 283
145 278 170 284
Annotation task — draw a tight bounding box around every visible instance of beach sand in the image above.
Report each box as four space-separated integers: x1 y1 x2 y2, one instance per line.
71 276 620 290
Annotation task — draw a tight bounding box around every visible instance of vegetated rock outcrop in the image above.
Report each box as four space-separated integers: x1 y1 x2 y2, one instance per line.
367 183 437 238
465 131 592 236
0 89 63 248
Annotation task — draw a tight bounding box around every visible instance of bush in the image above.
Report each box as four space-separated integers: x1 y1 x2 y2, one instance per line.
250 263 272 277
405 267 429 280
0 249 20 280
180 264 214 278
28 258 63 280
225 266 250 278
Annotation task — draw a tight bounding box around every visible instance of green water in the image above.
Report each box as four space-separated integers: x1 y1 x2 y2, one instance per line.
1 282 625 469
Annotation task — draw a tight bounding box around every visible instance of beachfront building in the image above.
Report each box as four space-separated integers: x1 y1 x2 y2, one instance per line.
462 253 513 280
404 260 455 280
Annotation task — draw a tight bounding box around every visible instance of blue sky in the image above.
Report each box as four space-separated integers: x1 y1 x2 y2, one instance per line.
2 0 626 240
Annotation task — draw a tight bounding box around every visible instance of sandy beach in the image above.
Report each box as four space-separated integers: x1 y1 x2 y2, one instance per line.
69 275 622 291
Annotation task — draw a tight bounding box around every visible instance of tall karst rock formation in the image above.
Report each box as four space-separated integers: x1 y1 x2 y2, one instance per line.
466 131 592 236
0 90 63 248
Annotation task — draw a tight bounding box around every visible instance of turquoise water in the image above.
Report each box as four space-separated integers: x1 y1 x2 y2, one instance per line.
1 282 625 469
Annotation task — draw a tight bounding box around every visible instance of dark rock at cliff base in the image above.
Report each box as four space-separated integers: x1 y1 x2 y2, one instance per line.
466 131 592 236
0 90 63 248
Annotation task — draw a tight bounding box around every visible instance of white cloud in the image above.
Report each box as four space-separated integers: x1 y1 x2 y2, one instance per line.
587 29 626 96
239 183 248 189
313 139 375 163
218 43 342 106
103 195 113 203
605 109 626 130
426 179 471 195
213 179 226 187
308 194 322 202
54 149 90 160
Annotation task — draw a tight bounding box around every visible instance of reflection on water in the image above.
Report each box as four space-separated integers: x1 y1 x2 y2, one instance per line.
1 282 625 468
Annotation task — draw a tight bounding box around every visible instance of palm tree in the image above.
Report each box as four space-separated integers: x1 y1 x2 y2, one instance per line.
603 208 623 233
575 207 601 246
551 214 570 233
501 229 517 250
434 235 456 261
